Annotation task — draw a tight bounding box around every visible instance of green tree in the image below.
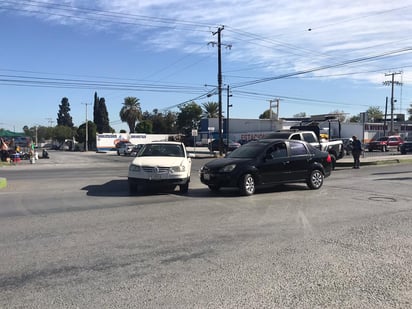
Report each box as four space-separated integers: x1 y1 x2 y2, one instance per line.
366 106 384 122
77 121 97 150
349 115 360 122
135 120 153 133
293 112 307 118
119 97 142 133
329 110 347 123
259 109 272 119
140 109 177 134
202 102 219 118
23 125 54 144
176 102 202 135
54 125 76 144
57 97 74 127
93 92 112 133
164 111 177 133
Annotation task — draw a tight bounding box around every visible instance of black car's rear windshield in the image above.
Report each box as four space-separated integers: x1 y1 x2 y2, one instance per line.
227 141 269 158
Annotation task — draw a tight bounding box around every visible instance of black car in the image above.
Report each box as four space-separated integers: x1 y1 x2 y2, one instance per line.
208 139 241 152
200 139 332 196
400 136 412 154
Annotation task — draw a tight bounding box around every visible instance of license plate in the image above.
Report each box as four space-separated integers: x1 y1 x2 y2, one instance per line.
150 174 161 180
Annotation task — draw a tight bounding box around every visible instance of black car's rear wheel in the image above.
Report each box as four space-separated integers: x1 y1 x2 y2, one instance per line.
239 173 255 196
307 170 324 190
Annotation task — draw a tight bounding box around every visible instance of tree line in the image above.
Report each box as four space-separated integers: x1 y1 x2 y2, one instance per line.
22 93 221 150
22 92 412 150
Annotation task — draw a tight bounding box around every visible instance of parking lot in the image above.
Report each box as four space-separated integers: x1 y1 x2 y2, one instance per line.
1 151 412 308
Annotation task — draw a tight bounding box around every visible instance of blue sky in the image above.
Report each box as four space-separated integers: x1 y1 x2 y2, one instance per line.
1 0 411 133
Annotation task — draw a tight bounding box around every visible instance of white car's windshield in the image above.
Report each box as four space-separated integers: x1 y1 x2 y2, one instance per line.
139 144 184 157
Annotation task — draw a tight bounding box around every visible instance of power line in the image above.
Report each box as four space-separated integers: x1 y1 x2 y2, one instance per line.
0 0 215 31
231 47 412 89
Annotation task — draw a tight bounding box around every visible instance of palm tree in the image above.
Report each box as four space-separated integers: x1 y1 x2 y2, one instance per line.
202 102 219 118
119 97 142 133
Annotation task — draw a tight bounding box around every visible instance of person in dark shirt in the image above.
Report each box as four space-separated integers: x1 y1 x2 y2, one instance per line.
351 135 362 169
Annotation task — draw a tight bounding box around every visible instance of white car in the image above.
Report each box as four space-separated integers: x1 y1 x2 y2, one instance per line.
128 142 193 194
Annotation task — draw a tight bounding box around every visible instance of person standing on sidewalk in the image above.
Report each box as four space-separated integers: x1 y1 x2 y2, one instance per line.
351 135 362 169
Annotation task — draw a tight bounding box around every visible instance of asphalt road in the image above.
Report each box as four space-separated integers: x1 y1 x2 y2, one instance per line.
0 151 412 308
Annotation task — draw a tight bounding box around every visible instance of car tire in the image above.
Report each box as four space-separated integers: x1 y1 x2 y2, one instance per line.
208 185 220 192
179 181 189 194
239 173 255 196
128 182 138 195
307 169 324 190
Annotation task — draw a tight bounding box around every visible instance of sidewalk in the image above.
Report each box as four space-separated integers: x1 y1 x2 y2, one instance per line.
336 152 412 167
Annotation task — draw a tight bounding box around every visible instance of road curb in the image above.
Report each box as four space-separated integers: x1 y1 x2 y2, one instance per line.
0 177 7 189
336 158 412 167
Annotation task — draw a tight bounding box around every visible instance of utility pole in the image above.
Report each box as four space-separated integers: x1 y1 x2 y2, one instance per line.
210 26 231 156
383 97 388 136
226 85 232 147
383 72 402 134
268 99 280 130
82 103 91 152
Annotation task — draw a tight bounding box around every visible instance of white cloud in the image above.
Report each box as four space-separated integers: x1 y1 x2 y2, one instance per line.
4 0 412 85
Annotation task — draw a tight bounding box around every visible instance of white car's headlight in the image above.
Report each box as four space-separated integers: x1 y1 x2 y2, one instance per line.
219 164 236 172
170 165 186 173
129 164 141 172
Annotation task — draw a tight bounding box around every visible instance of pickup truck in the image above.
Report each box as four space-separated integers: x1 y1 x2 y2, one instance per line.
264 130 344 169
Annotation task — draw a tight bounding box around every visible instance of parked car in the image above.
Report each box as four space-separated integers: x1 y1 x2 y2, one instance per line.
208 139 241 152
400 136 412 154
130 144 144 156
367 136 403 152
128 142 193 194
117 142 135 156
200 139 332 196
